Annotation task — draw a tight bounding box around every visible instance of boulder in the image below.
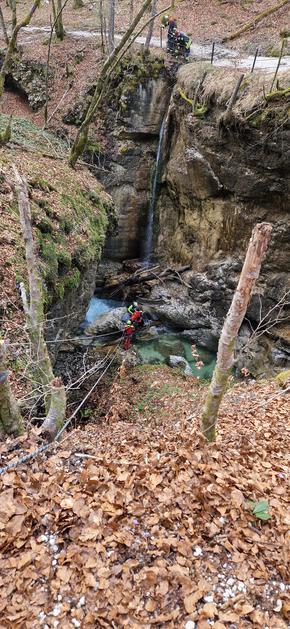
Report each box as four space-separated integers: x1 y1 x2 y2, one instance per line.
85 307 127 335
168 355 193 376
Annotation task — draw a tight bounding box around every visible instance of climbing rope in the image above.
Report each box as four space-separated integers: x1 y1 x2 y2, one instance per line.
0 347 119 476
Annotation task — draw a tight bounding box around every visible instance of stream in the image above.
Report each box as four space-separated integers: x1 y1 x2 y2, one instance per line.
82 297 216 380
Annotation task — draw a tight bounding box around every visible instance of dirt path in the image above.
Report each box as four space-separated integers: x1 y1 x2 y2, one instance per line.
22 25 290 73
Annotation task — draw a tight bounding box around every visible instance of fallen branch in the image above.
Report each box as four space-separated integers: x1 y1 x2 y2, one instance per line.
222 0 289 43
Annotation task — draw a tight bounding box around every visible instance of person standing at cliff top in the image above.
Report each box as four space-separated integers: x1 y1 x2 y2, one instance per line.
161 15 177 53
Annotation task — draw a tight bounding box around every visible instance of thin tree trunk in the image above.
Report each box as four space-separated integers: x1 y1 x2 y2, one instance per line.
99 0 105 53
129 0 134 24
201 222 272 442
14 167 66 437
145 0 157 50
222 0 289 43
41 377 66 440
52 0 65 40
0 0 41 99
0 5 9 45
108 0 115 53
44 0 70 126
0 341 23 436
13 167 55 408
69 0 153 167
10 0 17 31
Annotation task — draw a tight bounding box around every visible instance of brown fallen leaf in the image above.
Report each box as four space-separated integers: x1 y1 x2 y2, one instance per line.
184 590 204 614
201 603 218 618
231 488 244 508
145 599 157 612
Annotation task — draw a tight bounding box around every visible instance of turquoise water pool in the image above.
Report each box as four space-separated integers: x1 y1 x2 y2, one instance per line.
136 333 216 380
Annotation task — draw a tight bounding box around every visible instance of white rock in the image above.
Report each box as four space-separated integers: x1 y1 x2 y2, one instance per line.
51 605 61 617
204 594 214 603
71 620 81 628
38 534 48 543
274 599 282 612
77 596 86 608
184 622 196 629
280 583 286 592
238 582 246 592
193 546 203 557
227 577 235 586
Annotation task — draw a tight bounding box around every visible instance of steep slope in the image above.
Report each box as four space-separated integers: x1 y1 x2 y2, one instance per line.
0 365 289 627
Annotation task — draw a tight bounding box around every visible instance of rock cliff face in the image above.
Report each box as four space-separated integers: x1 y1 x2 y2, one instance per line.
96 63 171 261
0 52 50 110
152 63 290 374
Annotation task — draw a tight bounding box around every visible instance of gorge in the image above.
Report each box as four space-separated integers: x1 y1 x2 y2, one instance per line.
79 57 290 378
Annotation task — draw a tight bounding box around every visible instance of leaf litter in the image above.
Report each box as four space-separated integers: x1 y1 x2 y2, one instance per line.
0 365 289 628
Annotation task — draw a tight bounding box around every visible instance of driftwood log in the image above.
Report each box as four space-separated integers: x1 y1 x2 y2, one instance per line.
107 265 191 293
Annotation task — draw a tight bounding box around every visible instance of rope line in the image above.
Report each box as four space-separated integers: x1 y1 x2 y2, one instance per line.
0 348 118 476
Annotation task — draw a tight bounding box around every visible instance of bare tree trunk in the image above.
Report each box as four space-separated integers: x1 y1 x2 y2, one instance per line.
10 0 17 31
129 0 134 24
14 167 66 437
0 0 41 99
107 0 115 53
99 0 105 53
52 0 65 40
0 341 23 436
41 377 66 440
201 223 272 442
69 0 153 167
0 5 9 45
14 168 55 405
145 0 157 50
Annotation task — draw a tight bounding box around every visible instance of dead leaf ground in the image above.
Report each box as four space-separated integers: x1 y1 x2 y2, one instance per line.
0 365 289 628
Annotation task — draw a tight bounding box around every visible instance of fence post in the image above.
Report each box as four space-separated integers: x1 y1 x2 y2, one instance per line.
251 47 259 73
211 41 215 64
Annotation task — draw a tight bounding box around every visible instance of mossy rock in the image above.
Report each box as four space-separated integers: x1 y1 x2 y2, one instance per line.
275 370 290 388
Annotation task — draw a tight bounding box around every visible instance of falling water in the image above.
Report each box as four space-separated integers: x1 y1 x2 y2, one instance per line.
143 117 166 263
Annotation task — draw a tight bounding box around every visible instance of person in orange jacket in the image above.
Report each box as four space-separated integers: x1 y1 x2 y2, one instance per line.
123 320 135 350
130 309 144 329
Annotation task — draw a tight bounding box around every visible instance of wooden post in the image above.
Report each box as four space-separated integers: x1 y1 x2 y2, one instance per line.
270 38 285 92
160 26 163 49
201 223 272 442
251 48 259 72
223 73 244 123
210 41 215 64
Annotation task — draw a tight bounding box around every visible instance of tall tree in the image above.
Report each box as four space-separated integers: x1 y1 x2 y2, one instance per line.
10 0 17 31
52 0 65 40
107 0 116 53
0 5 9 45
145 0 157 50
14 167 66 438
201 223 272 442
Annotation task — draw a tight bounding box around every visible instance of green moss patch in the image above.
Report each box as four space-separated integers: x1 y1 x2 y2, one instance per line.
0 121 114 309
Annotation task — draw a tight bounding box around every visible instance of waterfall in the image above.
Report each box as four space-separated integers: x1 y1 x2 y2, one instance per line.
143 116 166 262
